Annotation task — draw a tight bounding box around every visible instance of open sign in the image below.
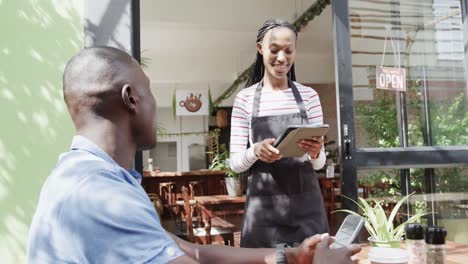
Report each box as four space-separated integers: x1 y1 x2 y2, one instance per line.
376 66 406 92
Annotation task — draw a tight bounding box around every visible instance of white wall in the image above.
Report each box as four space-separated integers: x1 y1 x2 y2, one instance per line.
144 107 208 172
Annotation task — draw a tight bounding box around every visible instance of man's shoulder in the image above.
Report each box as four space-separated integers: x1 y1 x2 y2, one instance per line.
43 150 133 211
54 149 121 181
58 154 143 207
54 152 154 238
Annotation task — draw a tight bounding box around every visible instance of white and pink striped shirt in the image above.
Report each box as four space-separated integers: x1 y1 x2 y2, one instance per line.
229 82 326 173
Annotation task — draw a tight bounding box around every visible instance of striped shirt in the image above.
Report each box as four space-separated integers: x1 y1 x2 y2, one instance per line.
229 82 326 173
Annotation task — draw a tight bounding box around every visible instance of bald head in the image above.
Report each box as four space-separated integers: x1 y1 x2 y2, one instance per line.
63 46 157 151
63 46 140 119
62 46 157 166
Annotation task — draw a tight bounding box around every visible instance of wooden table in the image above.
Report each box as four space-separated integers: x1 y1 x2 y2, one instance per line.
195 195 246 244
356 241 468 263
142 170 227 204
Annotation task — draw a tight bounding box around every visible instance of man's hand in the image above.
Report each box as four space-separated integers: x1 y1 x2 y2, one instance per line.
254 138 282 163
297 137 323 159
284 234 324 264
313 235 361 264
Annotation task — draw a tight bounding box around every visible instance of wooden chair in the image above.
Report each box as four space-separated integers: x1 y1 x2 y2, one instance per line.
188 180 204 199
175 186 235 246
174 191 197 231
159 182 177 217
321 179 341 234
159 182 176 204
147 193 164 216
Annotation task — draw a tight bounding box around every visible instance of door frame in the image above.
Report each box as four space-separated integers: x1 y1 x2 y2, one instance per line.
131 0 143 174
332 0 468 217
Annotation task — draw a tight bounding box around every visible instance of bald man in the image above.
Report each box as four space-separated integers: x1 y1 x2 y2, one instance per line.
27 46 360 263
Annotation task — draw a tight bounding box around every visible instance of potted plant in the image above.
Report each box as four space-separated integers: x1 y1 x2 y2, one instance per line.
335 193 427 248
208 149 244 196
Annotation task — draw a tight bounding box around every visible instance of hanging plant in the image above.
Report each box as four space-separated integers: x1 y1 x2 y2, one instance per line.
208 86 214 116
172 91 176 120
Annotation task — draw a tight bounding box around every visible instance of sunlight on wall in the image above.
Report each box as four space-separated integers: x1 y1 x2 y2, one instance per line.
0 0 83 262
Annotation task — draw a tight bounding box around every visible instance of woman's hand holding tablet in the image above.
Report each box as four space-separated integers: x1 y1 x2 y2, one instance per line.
274 124 329 158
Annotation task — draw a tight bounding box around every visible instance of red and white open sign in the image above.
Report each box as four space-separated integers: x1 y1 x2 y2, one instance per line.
376 66 406 92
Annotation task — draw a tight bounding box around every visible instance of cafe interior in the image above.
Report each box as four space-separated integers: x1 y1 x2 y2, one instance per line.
137 0 467 260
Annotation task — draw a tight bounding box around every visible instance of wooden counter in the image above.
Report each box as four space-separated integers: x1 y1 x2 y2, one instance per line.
356 241 468 264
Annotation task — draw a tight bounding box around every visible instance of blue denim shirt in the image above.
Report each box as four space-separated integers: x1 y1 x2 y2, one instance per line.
27 136 183 263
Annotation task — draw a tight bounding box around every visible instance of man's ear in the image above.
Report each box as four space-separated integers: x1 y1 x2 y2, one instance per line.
257 42 263 55
121 84 137 113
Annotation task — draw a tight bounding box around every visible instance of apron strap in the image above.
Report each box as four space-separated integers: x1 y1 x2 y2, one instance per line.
252 81 263 119
252 80 308 123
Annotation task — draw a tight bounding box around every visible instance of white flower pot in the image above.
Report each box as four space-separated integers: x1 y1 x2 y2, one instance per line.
225 177 243 197
368 247 408 264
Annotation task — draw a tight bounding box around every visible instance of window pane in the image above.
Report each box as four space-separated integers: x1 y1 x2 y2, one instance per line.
355 167 468 245
350 0 468 148
409 167 468 244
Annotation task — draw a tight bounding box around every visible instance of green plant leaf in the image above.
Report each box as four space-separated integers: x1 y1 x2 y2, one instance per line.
207 149 239 178
374 201 391 241
340 195 365 212
334 209 379 239
208 87 214 116
336 193 429 242
358 198 380 234
387 194 411 230
364 221 378 239
392 212 428 238
333 209 360 217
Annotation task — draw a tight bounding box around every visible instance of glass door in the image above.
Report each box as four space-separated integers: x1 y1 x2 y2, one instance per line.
333 0 468 242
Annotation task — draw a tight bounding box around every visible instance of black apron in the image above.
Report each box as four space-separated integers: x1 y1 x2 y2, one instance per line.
240 80 329 248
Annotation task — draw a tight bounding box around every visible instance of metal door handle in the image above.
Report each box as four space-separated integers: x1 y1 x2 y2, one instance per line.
344 139 352 159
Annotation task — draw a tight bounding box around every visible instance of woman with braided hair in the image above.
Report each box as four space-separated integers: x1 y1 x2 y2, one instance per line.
229 19 329 248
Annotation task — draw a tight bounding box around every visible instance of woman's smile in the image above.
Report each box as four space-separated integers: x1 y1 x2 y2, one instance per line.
272 63 289 74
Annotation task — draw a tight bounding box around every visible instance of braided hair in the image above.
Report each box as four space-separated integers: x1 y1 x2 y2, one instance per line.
245 19 298 88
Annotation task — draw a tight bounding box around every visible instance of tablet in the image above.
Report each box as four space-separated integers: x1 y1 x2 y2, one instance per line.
273 124 329 158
